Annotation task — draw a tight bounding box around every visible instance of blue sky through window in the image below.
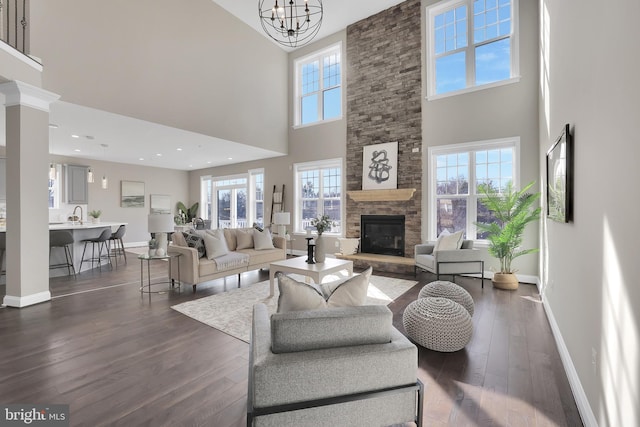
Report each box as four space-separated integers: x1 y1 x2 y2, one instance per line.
433 0 513 95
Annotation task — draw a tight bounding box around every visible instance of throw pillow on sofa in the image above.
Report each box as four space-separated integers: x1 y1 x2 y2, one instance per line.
171 231 188 247
253 227 275 250
184 230 206 258
236 228 254 250
276 267 373 313
202 229 229 259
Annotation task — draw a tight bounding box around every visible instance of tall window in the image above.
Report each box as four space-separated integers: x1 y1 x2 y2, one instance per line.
426 0 518 98
294 159 342 234
249 169 265 228
295 43 342 126
48 164 61 209
428 138 519 240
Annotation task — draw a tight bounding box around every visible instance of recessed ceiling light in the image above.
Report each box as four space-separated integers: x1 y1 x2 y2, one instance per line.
207 161 212 164
228 157 233 160
85 135 95 140
156 153 162 157
139 157 144 161
74 149 81 152
71 134 80 138
48 123 58 128
177 148 183 151
189 165 193 168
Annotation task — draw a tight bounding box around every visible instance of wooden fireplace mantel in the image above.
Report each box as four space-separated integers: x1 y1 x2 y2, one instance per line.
347 188 416 202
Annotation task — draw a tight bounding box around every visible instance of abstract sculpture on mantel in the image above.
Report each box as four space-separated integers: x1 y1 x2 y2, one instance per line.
258 0 323 48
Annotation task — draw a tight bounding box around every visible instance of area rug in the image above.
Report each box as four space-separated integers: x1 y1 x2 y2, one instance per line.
171 273 418 343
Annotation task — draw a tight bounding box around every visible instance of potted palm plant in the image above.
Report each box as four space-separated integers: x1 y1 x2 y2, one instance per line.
475 181 541 290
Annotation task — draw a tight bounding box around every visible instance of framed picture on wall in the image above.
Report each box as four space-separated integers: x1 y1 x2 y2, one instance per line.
362 141 398 190
150 194 171 214
121 181 145 208
546 124 573 223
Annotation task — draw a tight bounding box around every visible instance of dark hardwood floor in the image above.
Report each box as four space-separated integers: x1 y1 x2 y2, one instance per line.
0 253 583 426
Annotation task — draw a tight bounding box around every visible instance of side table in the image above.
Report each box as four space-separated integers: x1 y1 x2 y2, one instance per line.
138 252 182 294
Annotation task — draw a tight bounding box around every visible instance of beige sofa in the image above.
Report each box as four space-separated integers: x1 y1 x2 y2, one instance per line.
168 228 286 292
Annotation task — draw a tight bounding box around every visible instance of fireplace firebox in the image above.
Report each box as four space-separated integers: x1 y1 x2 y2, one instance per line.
361 215 405 257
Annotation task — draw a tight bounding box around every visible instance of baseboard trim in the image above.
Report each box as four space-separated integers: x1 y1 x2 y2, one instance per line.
125 241 148 249
542 294 597 427
462 271 539 285
3 291 52 308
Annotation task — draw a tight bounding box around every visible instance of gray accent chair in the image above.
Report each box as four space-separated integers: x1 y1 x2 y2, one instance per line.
415 240 485 288
248 303 423 427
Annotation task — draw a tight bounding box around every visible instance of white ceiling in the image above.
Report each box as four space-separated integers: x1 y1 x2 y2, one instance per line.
2 1 406 171
213 0 407 50
47 102 285 171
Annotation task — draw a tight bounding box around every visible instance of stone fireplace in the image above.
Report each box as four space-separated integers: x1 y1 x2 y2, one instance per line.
361 215 405 257
343 0 422 273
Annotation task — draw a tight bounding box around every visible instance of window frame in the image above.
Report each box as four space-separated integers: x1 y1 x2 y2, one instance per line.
427 137 520 242
426 0 520 100
293 158 344 236
249 168 265 227
200 173 256 229
293 42 343 127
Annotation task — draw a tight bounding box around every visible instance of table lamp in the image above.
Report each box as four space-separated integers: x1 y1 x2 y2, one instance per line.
148 213 174 256
273 212 290 238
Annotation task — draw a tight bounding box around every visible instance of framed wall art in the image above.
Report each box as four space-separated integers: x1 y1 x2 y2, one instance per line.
150 194 171 214
362 141 398 190
121 180 145 208
546 124 573 223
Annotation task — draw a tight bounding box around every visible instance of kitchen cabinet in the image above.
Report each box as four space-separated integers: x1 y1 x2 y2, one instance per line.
66 165 89 204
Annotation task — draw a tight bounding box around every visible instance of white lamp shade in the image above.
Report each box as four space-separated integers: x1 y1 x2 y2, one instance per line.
273 212 290 225
148 214 175 233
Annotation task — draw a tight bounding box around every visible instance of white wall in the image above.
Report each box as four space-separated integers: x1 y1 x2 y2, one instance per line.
29 0 288 153
188 30 348 254
421 0 540 278
540 0 640 425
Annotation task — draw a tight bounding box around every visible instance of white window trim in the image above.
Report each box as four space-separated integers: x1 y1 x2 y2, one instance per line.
293 157 345 236
425 0 520 99
248 168 265 227
200 172 251 229
427 137 521 242
293 42 343 127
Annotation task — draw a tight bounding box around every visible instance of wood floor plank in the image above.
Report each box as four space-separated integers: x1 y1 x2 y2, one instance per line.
0 256 582 426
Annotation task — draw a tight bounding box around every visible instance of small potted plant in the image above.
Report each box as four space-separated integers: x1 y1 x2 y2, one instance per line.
475 181 541 290
310 214 336 263
88 210 102 224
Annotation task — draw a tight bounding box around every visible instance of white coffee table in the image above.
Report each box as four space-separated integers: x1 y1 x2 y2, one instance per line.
269 257 354 297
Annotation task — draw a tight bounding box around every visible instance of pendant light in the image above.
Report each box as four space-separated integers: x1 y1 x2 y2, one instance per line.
49 163 56 180
100 144 108 189
87 167 95 183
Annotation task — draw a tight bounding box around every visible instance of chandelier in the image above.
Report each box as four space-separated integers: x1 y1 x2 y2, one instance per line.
258 0 323 48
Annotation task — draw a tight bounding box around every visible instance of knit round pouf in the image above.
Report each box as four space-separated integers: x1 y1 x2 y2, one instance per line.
418 280 475 317
402 297 473 352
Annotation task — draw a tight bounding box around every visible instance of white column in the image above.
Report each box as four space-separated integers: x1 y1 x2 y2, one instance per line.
0 81 60 307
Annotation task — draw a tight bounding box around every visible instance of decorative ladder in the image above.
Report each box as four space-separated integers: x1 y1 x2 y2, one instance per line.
270 184 285 225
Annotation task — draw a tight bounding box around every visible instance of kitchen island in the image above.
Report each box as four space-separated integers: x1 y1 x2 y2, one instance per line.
52 222 127 275
1 221 128 277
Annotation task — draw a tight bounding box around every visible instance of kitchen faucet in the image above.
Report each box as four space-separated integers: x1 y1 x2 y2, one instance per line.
72 205 83 225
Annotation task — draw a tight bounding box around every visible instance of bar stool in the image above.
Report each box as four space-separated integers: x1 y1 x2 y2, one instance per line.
49 230 76 278
109 225 127 267
79 228 112 272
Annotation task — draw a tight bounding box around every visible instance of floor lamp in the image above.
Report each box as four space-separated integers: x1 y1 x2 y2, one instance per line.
148 214 174 257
